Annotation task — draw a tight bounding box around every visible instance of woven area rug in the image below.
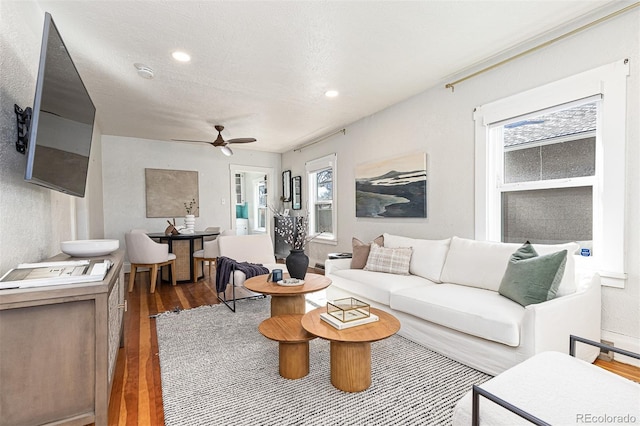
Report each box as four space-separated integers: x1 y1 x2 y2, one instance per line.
156 298 491 425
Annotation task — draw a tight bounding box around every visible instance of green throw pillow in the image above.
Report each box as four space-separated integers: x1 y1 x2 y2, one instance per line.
499 241 568 307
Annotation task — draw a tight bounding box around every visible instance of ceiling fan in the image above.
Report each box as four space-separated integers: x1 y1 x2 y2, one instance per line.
173 125 257 156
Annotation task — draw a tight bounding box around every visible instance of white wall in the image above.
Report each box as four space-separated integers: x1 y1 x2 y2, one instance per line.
101 135 281 260
0 0 104 274
77 122 105 239
283 10 639 353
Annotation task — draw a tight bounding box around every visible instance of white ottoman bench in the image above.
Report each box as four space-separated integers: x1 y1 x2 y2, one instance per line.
452 338 640 425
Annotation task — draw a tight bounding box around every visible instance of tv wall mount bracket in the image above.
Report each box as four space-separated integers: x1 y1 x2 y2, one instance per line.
14 104 32 155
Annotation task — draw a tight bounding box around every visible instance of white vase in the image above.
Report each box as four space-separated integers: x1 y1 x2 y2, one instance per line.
184 214 195 231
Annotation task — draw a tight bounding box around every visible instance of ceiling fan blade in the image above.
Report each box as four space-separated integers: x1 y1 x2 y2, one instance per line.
227 138 257 144
174 125 254 149
171 138 211 143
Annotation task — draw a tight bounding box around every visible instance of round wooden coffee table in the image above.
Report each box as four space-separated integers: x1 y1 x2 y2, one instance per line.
258 314 316 379
244 272 331 316
301 306 400 392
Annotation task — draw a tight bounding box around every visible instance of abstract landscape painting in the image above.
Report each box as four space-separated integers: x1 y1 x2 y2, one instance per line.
356 153 427 218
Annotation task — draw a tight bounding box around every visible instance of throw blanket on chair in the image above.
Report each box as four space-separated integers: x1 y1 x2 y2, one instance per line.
215 256 269 293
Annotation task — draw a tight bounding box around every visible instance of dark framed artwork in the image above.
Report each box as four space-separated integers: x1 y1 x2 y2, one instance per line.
355 153 427 218
292 176 302 210
282 170 292 202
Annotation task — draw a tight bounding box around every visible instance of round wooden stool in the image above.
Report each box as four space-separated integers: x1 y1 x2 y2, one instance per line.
258 314 316 379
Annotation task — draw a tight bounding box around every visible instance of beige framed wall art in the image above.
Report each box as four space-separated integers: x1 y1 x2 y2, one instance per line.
145 168 199 218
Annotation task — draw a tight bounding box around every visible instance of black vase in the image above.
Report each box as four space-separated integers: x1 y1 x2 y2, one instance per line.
286 249 309 279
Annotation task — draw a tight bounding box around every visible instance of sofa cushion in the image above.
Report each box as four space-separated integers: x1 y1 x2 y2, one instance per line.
351 235 384 269
383 233 450 283
440 237 578 295
364 243 412 275
330 269 432 306
390 283 525 346
499 242 567 306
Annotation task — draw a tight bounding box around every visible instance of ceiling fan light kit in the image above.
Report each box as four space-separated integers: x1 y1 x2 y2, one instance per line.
220 146 233 156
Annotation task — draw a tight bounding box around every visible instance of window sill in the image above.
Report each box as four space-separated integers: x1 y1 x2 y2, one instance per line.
311 237 338 246
575 255 626 288
595 267 627 288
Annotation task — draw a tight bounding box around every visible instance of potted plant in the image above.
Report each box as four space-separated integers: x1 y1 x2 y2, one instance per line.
183 199 197 232
273 210 320 279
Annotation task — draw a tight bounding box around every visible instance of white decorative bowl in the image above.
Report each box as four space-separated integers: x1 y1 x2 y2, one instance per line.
60 239 119 257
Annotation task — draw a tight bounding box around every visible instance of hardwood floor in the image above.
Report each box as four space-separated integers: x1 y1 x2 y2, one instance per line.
594 358 640 382
108 270 640 425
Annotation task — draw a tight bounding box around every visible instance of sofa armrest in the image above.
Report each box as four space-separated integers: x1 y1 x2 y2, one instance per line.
325 258 352 275
522 274 601 362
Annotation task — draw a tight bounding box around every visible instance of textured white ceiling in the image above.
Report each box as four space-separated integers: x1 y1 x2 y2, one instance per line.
33 0 615 153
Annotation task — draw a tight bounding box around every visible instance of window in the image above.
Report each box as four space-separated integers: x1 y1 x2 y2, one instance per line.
474 60 629 288
306 153 337 242
496 100 597 246
254 179 267 231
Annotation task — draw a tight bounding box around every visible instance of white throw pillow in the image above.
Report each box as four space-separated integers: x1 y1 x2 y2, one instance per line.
383 233 450 283
364 243 412 275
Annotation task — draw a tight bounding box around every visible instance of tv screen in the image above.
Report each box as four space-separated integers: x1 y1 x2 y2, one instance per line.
25 12 95 198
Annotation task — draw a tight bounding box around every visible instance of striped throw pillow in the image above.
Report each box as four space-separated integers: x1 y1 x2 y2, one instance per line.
364 243 412 275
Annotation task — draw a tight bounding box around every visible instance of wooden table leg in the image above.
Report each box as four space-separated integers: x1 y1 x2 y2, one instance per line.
279 341 310 379
330 341 371 392
271 294 305 316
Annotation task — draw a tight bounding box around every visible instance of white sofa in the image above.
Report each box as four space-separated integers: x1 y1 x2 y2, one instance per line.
325 234 601 376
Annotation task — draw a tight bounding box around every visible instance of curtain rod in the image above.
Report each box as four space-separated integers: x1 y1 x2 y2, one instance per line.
445 2 639 92
293 128 346 152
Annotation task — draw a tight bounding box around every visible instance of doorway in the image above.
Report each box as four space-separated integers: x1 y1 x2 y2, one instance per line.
229 165 275 236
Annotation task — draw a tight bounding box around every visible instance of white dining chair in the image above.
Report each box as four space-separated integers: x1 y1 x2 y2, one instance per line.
203 226 220 242
125 230 177 293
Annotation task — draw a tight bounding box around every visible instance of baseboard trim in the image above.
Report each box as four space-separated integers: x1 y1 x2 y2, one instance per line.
601 330 640 367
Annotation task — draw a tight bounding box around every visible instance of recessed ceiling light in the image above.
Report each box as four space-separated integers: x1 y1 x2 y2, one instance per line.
325 90 339 98
172 51 191 62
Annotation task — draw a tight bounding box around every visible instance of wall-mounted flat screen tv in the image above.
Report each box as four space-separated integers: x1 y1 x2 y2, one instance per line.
25 12 95 198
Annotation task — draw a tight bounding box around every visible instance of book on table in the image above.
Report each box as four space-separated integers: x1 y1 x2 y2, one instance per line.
320 311 379 330
0 259 113 289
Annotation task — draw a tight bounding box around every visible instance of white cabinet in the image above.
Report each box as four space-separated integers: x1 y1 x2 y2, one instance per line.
236 218 249 235
235 173 245 205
